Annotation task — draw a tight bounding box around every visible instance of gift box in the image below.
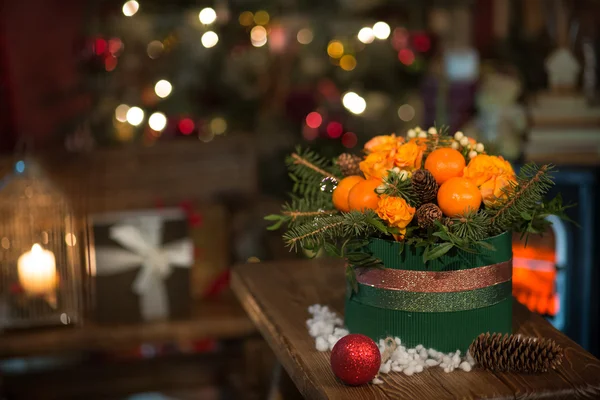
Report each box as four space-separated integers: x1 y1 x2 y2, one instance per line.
91 209 193 324
345 231 513 353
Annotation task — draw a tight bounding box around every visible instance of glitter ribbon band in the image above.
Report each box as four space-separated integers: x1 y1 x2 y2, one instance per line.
350 281 512 313
355 260 513 293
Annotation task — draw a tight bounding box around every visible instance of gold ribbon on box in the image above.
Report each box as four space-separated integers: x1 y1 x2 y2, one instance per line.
353 260 513 312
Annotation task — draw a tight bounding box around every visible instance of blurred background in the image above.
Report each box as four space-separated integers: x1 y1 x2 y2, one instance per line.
1 0 599 398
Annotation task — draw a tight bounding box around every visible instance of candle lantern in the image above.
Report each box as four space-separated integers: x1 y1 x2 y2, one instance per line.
0 160 83 329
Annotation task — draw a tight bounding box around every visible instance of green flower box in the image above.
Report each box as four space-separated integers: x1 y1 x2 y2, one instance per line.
345 231 513 353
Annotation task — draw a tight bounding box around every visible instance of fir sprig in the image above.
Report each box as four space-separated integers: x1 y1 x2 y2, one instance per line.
424 125 454 156
488 164 554 235
382 170 419 207
447 208 490 242
286 147 341 198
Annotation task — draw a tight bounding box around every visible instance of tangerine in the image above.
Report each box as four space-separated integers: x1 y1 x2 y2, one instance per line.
424 148 466 185
332 175 364 212
437 177 482 217
348 179 381 211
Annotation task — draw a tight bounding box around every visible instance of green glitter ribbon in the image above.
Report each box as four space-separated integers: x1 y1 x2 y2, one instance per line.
351 281 512 312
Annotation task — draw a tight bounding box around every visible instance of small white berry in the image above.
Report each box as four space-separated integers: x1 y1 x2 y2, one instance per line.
407 129 416 138
451 141 460 150
459 137 470 147
428 127 437 135
398 170 410 181
454 131 464 140
414 126 422 132
469 150 478 159
417 131 428 138
376 184 387 194
475 143 484 152
392 166 401 173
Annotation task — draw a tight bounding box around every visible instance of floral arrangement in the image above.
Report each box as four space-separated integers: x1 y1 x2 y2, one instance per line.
266 126 571 288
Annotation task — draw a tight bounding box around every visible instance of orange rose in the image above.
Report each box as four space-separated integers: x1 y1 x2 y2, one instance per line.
463 155 516 207
376 195 416 236
364 134 404 154
359 151 394 180
393 139 425 170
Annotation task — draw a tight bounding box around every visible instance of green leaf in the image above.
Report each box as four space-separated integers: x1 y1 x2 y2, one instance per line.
323 242 341 257
366 216 388 234
266 219 285 231
346 264 359 294
397 241 404 256
264 214 282 221
520 211 533 220
476 241 496 251
423 242 454 263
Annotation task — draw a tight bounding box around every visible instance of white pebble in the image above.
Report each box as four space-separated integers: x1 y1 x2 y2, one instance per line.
452 354 461 365
427 348 438 357
454 131 464 140
398 358 410 365
460 137 470 147
455 350 461 356
460 361 472 372
440 363 447 369
442 356 451 365
443 367 450 373
379 360 392 374
419 349 428 360
408 349 416 355
394 338 401 345
399 346 406 353
466 351 475 366
392 365 404 372
409 360 418 366
415 365 424 373
404 366 415 376
475 143 484 152
425 359 439 366
316 337 329 352
415 345 423 351
333 328 349 337
372 377 384 385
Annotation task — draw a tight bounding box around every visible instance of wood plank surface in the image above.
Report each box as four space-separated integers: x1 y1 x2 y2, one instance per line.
0 293 255 358
231 259 600 400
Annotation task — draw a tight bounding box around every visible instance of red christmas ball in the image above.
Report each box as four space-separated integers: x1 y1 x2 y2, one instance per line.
330 334 381 386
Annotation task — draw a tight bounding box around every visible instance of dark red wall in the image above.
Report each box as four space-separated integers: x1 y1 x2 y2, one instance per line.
0 0 90 152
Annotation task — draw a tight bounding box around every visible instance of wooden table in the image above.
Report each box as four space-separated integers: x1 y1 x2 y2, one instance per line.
232 259 600 400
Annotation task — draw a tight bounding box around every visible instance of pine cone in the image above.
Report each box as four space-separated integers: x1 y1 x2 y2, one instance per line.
412 169 438 205
337 153 362 176
416 203 443 229
469 333 563 373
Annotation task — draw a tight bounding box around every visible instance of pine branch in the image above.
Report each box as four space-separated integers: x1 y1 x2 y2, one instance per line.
448 209 490 242
424 124 454 156
382 170 419 207
488 164 554 234
289 150 340 180
286 147 341 198
282 209 338 220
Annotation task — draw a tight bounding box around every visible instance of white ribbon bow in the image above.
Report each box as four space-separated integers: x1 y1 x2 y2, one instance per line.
95 215 193 321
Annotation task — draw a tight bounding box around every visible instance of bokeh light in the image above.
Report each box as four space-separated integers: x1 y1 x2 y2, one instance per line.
398 48 415 65
154 79 172 98
305 112 322 128
326 122 343 138
108 38 123 55
239 11 254 26
95 38 107 56
373 22 391 40
397 104 415 121
178 118 195 135
251 26 267 47
297 28 313 44
357 27 375 44
104 55 118 71
342 92 366 115
412 33 431 52
302 126 318 141
126 107 144 126
122 1 139 17
199 8 217 24
148 112 167 132
210 117 227 135
342 132 358 148
201 31 219 48
392 27 409 51
340 55 357 71
327 40 344 58
147 40 164 59
254 10 270 25
268 25 286 52
115 104 130 122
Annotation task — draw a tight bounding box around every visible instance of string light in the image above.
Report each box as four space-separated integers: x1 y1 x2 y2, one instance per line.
122 1 139 17
126 107 144 126
199 8 217 24
210 117 227 135
178 118 195 135
326 122 343 138
148 112 167 132
305 112 322 128
297 28 313 44
373 22 391 40
342 132 358 148
342 92 366 115
105 56 118 71
340 55 357 71
254 10 270 25
201 31 219 48
147 40 164 59
398 49 415 65
154 79 172 98
327 40 344 58
251 26 267 47
397 104 415 121
239 11 254 26
115 104 130 122
108 38 123 55
357 27 375 44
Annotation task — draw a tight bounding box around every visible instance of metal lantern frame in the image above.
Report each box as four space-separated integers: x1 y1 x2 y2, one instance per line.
0 159 83 330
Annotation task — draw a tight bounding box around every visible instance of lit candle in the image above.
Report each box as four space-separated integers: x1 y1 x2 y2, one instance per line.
17 244 57 295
